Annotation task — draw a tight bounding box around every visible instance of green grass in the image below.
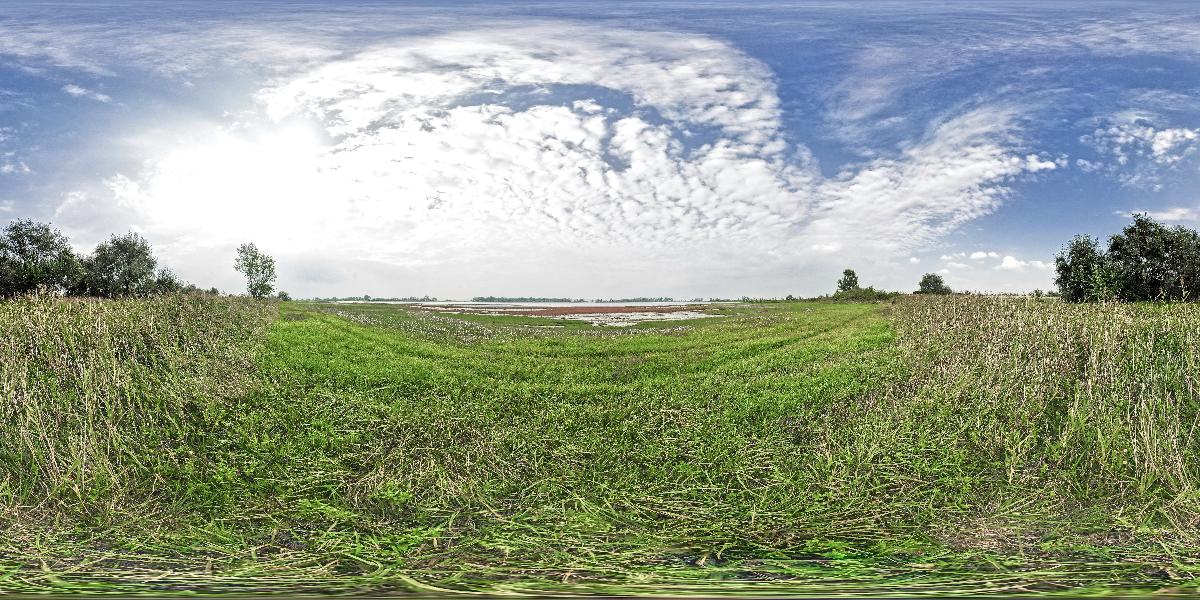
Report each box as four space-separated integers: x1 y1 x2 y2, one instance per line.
1 295 1197 595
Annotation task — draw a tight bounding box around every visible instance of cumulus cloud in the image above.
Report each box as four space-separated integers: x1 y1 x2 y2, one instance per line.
1084 119 1199 166
970 251 999 260
61 83 112 103
1081 114 1200 189
995 255 1051 271
51 24 1054 294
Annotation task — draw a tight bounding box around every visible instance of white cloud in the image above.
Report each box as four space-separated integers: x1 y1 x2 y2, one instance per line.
995 255 1051 271
969 250 999 260
1081 114 1200 189
1023 154 1059 172
1119 206 1200 222
946 261 968 269
908 256 920 264
50 25 1054 295
1 149 30 175
61 83 111 103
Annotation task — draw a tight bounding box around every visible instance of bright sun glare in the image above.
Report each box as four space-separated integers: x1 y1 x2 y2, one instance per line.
135 122 332 252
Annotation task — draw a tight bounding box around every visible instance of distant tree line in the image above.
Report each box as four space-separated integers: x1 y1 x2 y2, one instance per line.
828 269 900 301
470 296 678 303
596 297 675 303
0 218 283 300
315 295 440 302
472 296 582 303
0 219 201 298
1056 214 1200 302
781 269 952 302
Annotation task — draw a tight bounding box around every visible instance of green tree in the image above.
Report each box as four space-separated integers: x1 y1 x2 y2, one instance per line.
1171 227 1200 301
916 273 952 295
153 267 183 294
1055 215 1200 302
234 243 277 299
836 269 859 292
1054 235 1105 303
1107 214 1173 301
0 219 81 297
276 291 291 301
73 232 161 298
1107 214 1200 301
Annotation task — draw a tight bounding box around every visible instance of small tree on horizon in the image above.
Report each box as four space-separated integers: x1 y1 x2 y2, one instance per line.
234 243 277 299
836 269 859 292
916 272 952 295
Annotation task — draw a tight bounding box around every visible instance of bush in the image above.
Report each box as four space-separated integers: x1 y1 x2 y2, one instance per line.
830 286 900 302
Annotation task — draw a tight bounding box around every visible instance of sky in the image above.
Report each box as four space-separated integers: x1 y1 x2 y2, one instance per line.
2 1 1199 299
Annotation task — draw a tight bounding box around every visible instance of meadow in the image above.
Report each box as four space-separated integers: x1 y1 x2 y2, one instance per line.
1 294 1197 595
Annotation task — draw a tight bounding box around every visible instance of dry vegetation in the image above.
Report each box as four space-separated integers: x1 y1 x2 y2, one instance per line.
0 294 275 523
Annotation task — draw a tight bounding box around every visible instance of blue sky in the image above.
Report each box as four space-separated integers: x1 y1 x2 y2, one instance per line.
2 1 1198 298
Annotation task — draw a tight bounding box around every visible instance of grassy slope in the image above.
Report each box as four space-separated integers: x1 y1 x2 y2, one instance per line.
2 297 1198 595
234 302 898 583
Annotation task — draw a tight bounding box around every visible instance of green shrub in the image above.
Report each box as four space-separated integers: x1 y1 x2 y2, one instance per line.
829 286 900 302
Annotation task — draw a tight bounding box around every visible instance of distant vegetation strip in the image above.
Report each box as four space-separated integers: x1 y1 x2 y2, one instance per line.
4 213 1198 304
470 296 679 303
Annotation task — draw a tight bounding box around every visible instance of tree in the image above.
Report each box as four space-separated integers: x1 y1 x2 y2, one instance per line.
153 267 183 294
916 273 952 295
276 291 291 301
1107 214 1173 301
0 219 81 297
73 232 160 298
234 243 276 299
1054 235 1105 303
1107 214 1200 301
1055 215 1200 302
836 269 859 292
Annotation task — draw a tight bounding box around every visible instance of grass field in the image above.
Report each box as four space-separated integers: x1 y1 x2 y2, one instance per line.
1 295 1198 595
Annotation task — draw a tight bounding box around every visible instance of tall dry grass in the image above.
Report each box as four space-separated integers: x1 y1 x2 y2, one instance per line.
0 294 275 523
876 296 1200 537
